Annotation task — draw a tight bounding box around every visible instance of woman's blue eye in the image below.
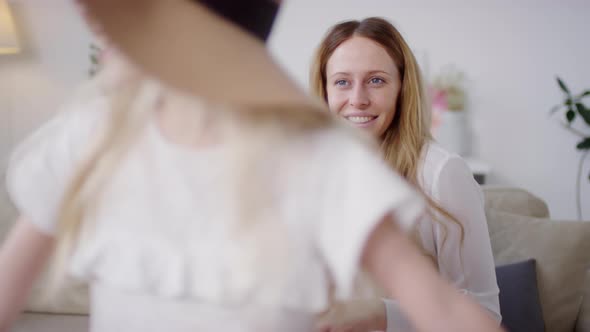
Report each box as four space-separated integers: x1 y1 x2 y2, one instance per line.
369 77 385 84
335 79 349 87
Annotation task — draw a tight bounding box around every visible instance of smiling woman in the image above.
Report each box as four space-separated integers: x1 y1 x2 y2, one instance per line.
311 17 501 332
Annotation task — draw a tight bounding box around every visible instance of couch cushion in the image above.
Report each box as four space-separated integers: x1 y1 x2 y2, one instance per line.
25 273 89 315
487 208 590 332
482 186 550 218
12 312 89 332
495 259 545 332
576 271 590 332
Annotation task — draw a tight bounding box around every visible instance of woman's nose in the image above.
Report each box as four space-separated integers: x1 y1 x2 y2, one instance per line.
349 85 370 109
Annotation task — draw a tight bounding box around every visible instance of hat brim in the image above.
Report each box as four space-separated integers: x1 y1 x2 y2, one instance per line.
79 0 271 102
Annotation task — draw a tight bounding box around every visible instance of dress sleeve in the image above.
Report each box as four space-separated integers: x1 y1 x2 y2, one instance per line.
5 97 109 236
315 132 424 301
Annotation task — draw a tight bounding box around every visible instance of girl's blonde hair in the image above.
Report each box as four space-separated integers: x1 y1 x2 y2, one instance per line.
47 67 337 294
310 17 464 258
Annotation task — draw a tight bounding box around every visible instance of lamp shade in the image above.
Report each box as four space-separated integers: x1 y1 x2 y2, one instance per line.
0 0 19 54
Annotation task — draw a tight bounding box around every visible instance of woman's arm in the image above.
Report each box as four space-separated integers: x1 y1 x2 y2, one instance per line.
377 155 501 331
362 216 503 332
431 156 501 320
0 217 54 332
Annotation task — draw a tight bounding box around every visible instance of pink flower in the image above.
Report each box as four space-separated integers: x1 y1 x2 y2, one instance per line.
431 89 448 110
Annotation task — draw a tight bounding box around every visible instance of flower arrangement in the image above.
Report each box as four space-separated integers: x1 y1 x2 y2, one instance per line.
430 65 466 112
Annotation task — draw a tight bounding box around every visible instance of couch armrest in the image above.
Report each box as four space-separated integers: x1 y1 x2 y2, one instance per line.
482 186 550 218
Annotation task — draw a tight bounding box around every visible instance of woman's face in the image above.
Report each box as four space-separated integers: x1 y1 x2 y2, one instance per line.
325 36 401 137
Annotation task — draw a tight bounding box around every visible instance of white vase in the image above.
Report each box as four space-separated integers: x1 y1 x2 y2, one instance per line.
433 109 470 156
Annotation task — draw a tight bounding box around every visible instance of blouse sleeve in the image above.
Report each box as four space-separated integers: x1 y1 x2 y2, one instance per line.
434 156 501 321
382 155 501 331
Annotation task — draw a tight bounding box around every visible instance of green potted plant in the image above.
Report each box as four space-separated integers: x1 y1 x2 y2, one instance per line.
550 77 590 220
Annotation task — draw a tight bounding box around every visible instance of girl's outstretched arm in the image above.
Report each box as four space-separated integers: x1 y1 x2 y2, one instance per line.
0 217 54 332
361 215 503 332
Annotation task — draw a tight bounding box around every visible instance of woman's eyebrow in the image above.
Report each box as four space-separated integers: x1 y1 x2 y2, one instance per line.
329 72 350 79
329 70 393 79
367 70 393 77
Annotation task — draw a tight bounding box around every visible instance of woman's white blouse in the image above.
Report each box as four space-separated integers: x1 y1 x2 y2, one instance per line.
384 143 501 331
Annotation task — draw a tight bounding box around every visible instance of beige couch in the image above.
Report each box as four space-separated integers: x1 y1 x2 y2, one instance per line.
3 186 590 332
484 186 590 332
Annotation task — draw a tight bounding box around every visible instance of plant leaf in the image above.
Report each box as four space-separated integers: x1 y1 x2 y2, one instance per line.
576 137 590 150
578 90 590 99
575 103 590 125
566 109 576 123
557 77 571 94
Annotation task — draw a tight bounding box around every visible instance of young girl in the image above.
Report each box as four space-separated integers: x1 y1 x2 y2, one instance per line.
311 17 501 331
0 2 502 332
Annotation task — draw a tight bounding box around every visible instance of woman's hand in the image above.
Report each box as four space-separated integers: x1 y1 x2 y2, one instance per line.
315 299 387 332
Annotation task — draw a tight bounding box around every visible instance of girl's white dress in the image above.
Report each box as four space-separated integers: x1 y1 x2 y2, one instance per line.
6 92 423 331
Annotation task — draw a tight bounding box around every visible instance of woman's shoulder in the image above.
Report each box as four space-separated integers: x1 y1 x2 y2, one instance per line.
419 142 473 197
421 142 459 167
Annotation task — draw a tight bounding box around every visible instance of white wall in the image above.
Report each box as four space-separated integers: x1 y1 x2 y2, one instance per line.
268 0 590 220
0 0 92 225
0 1 588 220
1 0 92 144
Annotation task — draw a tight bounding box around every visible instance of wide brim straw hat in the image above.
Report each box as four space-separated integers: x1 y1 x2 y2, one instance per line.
76 0 293 105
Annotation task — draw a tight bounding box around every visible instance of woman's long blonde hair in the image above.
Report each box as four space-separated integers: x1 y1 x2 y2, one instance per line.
310 17 464 258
